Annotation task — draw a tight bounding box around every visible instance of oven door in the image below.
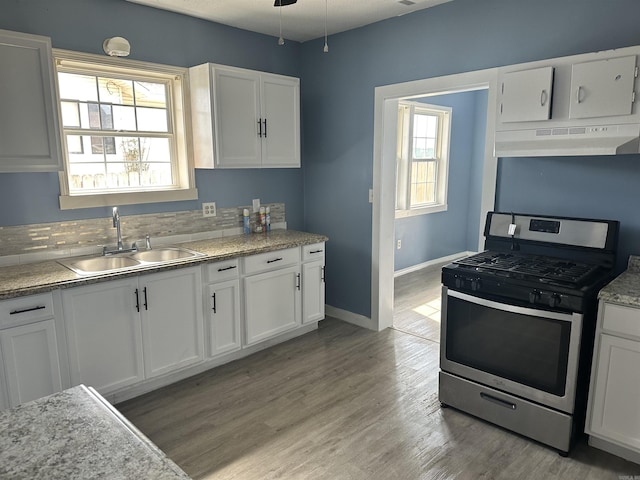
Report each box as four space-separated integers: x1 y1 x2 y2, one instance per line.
440 287 583 414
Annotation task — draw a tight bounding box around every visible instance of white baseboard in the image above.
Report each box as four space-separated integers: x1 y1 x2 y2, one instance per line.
325 305 374 331
394 251 475 278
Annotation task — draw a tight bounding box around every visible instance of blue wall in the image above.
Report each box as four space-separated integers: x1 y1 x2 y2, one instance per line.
0 0 304 228
300 0 640 318
394 90 487 272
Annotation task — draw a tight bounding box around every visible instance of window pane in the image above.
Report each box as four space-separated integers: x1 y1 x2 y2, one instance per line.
135 81 167 108
68 136 104 163
145 138 171 162
87 103 101 129
58 73 98 102
66 135 83 154
100 105 114 130
61 101 80 128
425 138 436 158
136 107 168 132
98 77 135 105
112 105 137 131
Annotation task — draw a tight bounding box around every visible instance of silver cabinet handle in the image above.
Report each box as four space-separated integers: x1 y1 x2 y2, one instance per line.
576 85 584 104
540 89 548 106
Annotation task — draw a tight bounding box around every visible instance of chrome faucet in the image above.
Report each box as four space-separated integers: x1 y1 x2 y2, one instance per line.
103 207 137 255
112 207 123 251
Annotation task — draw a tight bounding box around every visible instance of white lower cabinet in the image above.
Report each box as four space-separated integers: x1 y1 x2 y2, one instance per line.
1 320 62 408
140 267 204 378
62 267 203 394
0 292 63 409
243 250 301 346
206 279 242 357
62 277 145 394
302 243 326 324
586 301 640 463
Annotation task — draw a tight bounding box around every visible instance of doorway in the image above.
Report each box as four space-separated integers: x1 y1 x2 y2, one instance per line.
371 68 499 332
391 88 489 339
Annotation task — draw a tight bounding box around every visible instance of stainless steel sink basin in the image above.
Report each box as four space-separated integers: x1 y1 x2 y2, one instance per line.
129 247 201 263
70 256 141 273
58 247 205 276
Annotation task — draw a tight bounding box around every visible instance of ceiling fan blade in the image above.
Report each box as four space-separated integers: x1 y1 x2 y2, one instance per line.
274 0 297 6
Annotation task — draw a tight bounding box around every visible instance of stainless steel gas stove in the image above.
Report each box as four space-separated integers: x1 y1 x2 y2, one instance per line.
439 212 619 455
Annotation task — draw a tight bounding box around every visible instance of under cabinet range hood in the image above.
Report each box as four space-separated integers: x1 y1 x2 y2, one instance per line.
494 46 640 157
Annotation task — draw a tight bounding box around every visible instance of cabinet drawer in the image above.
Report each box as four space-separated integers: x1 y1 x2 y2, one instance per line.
204 258 240 283
302 242 325 262
0 292 55 328
602 302 640 338
243 247 299 275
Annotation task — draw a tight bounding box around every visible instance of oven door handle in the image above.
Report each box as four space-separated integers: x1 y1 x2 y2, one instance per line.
480 392 516 410
446 289 579 323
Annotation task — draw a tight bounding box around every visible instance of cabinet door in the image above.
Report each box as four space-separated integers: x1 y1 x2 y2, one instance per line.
0 29 63 172
1 319 62 407
62 278 144 394
206 279 241 357
499 66 554 123
213 66 262 167
302 260 325 324
261 74 300 167
140 267 204 378
589 334 640 450
569 55 637 119
244 265 301 345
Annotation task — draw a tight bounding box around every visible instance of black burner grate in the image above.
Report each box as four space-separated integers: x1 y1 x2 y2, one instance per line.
454 251 600 286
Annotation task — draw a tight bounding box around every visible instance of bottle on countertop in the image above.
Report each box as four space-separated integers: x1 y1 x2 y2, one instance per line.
259 206 266 233
266 206 271 232
243 209 251 235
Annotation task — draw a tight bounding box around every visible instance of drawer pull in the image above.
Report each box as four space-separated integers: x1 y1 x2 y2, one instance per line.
309 249 324 254
480 392 516 410
10 305 46 315
217 265 237 272
267 258 283 264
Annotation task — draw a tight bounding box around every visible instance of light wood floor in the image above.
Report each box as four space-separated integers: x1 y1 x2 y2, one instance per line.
118 273 639 479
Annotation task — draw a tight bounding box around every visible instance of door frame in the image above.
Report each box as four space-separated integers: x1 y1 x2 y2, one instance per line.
371 68 499 331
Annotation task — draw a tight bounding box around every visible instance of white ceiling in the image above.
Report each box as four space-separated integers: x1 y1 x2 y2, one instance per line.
125 0 453 43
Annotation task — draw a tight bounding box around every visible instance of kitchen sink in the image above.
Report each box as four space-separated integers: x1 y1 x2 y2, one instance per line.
129 247 201 263
58 247 205 276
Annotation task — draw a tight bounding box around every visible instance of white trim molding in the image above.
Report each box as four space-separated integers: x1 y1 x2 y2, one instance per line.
394 251 475 278
372 67 498 332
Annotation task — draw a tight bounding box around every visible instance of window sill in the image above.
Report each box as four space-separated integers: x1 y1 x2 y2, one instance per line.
59 188 198 210
395 203 447 219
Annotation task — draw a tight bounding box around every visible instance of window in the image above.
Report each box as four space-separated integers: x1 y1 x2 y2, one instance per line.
395 101 451 217
54 50 197 209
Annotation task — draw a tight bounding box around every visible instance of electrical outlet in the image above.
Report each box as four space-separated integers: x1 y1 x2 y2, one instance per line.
252 198 260 213
397 239 402 250
202 202 216 217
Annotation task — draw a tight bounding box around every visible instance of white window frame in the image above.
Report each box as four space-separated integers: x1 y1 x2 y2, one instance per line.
54 49 197 209
395 101 451 218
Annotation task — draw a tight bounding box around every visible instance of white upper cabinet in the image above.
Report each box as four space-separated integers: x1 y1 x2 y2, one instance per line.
0 29 63 172
569 55 637 119
499 66 554 123
189 63 300 169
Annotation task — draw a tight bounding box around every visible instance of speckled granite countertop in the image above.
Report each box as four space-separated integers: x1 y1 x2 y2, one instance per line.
0 385 190 480
0 230 328 300
598 255 640 307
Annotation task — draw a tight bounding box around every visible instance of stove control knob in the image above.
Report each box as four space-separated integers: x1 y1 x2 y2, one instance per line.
548 294 561 308
455 276 463 289
471 278 481 292
528 290 540 304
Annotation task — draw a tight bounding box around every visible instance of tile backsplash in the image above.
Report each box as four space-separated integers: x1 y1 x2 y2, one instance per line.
0 203 285 266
